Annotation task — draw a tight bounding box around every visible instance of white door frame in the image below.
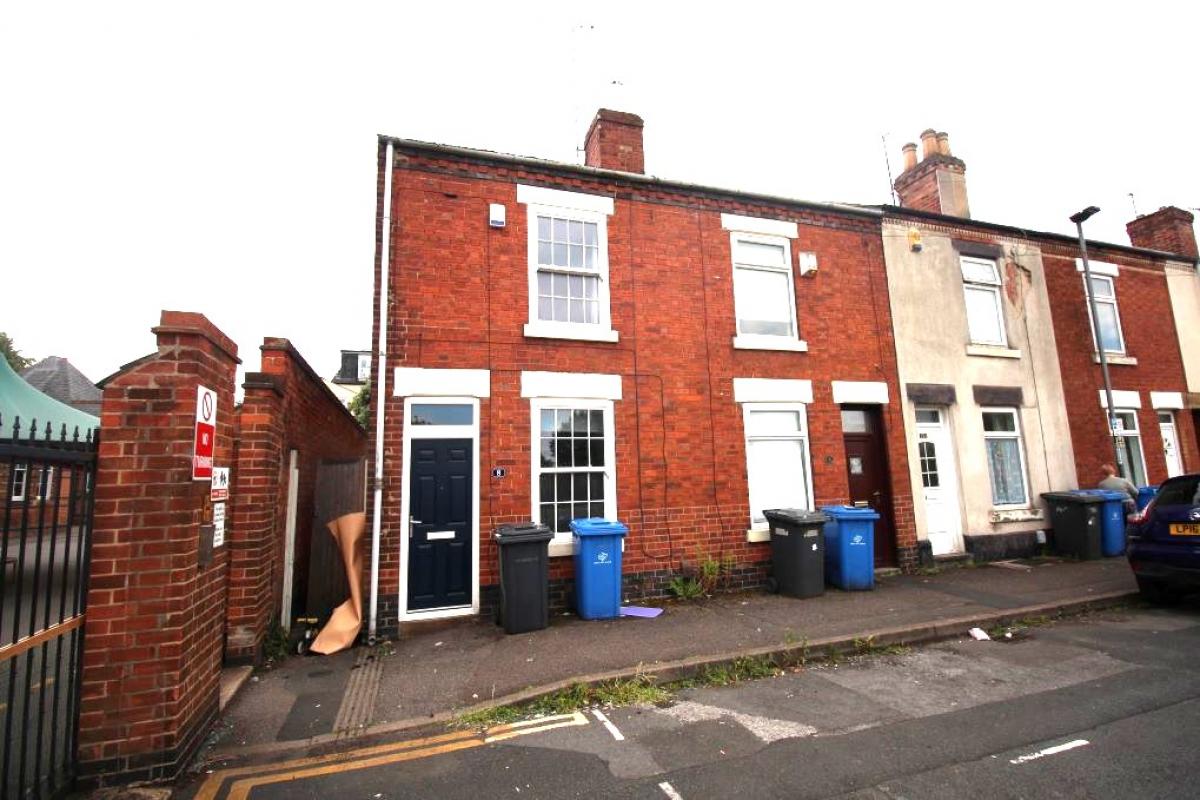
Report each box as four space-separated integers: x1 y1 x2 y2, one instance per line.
1158 411 1183 478
915 406 964 555
280 449 300 629
397 396 481 621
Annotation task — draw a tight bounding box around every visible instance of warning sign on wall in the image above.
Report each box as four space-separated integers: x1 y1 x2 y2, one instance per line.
193 385 217 481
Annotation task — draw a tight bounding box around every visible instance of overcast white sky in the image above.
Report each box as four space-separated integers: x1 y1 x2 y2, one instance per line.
3 2 1197 387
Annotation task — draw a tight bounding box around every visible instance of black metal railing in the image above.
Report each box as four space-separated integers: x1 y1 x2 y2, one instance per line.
1 415 98 800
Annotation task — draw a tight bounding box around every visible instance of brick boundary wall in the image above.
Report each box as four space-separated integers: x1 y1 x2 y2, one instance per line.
78 312 239 786
224 338 368 663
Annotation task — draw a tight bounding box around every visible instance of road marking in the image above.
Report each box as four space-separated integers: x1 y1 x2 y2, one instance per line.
195 712 588 800
659 781 684 800
592 708 625 741
1009 739 1090 765
658 700 817 743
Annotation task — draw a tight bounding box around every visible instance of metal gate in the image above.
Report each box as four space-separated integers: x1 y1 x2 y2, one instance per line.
1 417 97 800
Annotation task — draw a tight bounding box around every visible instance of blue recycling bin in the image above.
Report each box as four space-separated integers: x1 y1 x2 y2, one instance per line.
1071 490 1128 557
1136 485 1158 512
570 518 628 619
820 505 879 591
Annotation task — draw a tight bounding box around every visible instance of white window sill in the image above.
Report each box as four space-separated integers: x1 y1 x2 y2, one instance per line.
989 507 1044 523
733 335 809 352
746 527 770 543
525 321 619 343
1093 352 1137 366
524 322 619 343
548 539 576 558
966 344 1022 359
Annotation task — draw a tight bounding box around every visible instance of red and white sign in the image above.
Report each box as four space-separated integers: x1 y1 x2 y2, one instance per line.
193 385 217 481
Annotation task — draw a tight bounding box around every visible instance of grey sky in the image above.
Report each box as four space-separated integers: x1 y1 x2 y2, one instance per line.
3 2 1196 386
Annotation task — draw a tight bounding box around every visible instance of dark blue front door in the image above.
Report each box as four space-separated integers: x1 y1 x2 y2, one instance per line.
408 438 472 610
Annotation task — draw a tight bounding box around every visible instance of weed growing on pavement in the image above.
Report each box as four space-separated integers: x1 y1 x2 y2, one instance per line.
667 575 704 600
454 704 523 728
262 620 291 664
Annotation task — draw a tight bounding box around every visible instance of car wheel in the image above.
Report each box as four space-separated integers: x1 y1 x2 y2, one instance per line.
1136 576 1178 605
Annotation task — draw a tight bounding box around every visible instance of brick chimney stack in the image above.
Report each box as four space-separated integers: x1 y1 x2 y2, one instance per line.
584 109 645 174
1126 206 1198 258
894 129 970 218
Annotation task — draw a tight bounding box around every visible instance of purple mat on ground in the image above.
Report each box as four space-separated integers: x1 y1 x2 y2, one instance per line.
620 605 663 618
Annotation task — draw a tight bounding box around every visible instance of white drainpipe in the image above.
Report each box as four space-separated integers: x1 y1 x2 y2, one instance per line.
369 140 394 643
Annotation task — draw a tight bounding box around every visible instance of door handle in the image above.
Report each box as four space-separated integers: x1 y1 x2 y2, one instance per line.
410 517 422 538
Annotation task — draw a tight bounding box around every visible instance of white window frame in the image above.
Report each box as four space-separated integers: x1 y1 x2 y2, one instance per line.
960 256 1008 347
729 231 806 352
741 402 815 535
518 185 618 343
1083 273 1126 355
981 407 1030 510
37 466 53 501
529 397 618 557
11 462 27 502
1112 408 1148 485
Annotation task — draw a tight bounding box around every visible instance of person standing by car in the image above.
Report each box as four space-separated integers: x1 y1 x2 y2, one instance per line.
1099 462 1138 512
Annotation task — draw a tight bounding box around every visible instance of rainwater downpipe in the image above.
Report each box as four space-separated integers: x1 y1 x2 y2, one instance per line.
369 140 394 643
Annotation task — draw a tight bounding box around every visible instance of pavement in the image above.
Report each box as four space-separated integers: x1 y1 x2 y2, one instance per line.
203 557 1137 764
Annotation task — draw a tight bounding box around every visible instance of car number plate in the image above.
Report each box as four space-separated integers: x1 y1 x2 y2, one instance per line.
1169 523 1200 536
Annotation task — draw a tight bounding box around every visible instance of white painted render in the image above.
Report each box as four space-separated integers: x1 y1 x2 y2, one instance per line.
520 370 623 400
882 220 1077 549
1165 260 1200 394
720 213 799 239
1150 391 1185 410
393 367 491 398
731 377 813 404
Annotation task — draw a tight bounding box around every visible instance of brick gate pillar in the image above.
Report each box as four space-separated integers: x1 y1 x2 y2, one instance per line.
78 311 239 785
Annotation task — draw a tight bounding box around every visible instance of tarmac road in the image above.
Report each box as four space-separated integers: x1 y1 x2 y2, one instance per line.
187 600 1200 799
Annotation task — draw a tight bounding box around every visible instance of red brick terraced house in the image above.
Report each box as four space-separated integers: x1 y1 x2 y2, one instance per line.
1041 207 1200 488
366 110 916 634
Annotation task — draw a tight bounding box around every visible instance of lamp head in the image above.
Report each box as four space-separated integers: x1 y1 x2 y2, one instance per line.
1070 206 1101 224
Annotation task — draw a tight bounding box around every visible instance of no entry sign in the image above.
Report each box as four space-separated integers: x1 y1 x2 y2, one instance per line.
193 385 217 481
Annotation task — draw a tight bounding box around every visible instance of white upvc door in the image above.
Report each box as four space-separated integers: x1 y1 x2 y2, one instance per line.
1158 412 1183 478
916 407 964 555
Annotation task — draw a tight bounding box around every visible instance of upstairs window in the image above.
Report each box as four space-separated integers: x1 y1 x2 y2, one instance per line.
1085 274 1126 354
732 234 798 342
960 256 1007 346
11 463 27 502
517 185 616 343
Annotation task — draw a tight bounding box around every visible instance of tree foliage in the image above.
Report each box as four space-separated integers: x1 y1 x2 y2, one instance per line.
349 379 370 430
1 332 34 372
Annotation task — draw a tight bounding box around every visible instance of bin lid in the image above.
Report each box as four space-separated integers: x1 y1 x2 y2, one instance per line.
569 518 629 537
1137 485 1159 495
820 504 880 520
494 522 554 542
763 508 829 526
1072 489 1128 502
1041 491 1105 504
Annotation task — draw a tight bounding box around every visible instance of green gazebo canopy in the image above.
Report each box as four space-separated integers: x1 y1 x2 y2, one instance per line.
0 355 99 440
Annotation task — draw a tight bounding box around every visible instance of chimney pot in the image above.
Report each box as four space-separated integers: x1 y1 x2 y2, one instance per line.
937 132 951 156
920 129 939 159
901 143 918 171
583 109 645 174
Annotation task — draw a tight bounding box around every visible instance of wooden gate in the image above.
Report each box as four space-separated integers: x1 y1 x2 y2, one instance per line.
1 417 97 799
304 459 365 622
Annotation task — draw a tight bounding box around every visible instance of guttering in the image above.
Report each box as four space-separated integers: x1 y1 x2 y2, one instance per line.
369 140 394 642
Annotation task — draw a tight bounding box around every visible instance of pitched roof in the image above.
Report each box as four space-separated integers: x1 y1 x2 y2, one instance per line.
21 356 102 416
1 356 99 439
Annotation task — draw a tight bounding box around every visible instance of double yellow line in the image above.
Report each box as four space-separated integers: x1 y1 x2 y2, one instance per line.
194 712 590 800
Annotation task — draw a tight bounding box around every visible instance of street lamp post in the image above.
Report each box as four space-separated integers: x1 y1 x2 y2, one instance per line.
1071 206 1124 473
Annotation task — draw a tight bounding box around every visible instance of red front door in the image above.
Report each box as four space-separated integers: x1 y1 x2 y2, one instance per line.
841 406 896 567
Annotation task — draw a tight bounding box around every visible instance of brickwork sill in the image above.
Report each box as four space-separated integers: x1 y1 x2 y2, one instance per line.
746 528 770 543
523 322 619 343
966 344 1022 359
1093 353 1138 366
732 335 809 352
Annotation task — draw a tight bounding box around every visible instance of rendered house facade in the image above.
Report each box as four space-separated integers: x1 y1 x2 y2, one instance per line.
368 111 916 629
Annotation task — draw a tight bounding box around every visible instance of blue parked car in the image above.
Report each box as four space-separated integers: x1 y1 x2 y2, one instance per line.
1126 473 1200 602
